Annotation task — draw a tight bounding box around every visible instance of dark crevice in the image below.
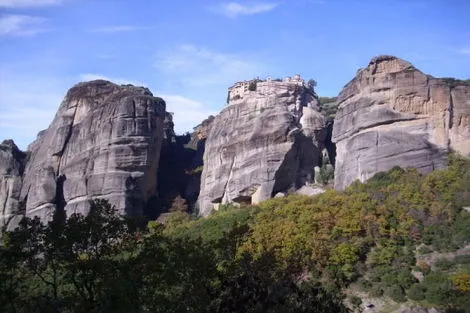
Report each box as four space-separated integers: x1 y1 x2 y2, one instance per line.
53 174 67 225
448 91 454 130
324 120 336 166
53 106 78 177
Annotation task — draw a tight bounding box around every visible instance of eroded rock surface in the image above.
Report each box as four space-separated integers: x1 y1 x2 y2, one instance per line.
333 55 470 190
198 77 326 215
0 140 26 229
16 80 166 222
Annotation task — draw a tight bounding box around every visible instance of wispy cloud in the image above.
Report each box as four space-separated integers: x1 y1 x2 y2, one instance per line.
79 73 146 86
160 94 217 134
456 48 470 55
0 14 48 36
0 0 64 7
91 25 152 33
213 2 278 18
0 74 65 149
155 44 265 87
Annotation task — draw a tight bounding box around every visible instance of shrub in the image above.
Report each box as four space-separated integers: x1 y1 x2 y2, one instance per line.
434 258 455 271
357 278 372 291
417 245 433 254
369 285 384 297
385 285 406 302
407 284 426 301
454 255 470 264
248 81 257 91
423 272 456 305
451 274 470 292
349 295 362 308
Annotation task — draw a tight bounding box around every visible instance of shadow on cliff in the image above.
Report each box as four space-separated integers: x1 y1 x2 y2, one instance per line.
145 134 205 219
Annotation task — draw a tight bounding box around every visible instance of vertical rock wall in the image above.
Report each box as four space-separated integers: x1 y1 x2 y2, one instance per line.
197 79 326 215
332 56 470 190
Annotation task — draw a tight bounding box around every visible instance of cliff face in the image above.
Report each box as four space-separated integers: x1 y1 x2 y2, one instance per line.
197 78 326 215
5 80 167 224
155 115 214 216
332 55 470 190
0 140 27 229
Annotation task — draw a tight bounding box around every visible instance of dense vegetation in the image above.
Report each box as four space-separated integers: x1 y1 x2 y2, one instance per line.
1 155 469 312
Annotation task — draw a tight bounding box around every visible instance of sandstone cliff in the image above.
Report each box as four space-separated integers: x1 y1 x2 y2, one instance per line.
333 55 470 190
197 77 326 215
0 140 27 229
2 80 166 225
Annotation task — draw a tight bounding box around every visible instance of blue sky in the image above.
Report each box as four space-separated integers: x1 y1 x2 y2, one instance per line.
1 0 469 149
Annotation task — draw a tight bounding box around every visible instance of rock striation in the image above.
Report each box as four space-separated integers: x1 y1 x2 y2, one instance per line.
333 55 470 190
2 80 166 226
197 76 326 215
0 140 27 229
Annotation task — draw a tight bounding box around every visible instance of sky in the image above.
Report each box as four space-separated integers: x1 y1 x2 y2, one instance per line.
1 0 469 149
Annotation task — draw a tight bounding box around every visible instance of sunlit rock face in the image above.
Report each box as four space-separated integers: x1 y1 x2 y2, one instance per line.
198 77 327 216
0 140 26 229
15 80 166 222
333 55 470 190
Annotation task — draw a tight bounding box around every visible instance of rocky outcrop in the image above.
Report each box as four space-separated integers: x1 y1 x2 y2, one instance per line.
198 77 326 215
0 140 27 229
11 80 166 223
333 55 470 190
156 115 214 216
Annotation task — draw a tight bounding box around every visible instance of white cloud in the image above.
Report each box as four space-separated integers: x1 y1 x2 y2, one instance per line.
0 0 63 7
0 14 48 36
160 94 217 134
214 2 278 18
91 25 152 33
0 75 64 150
79 73 146 87
155 45 265 88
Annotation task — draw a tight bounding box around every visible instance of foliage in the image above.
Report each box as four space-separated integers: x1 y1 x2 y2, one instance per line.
407 284 425 301
451 274 470 293
2 155 470 312
0 199 348 313
248 80 257 91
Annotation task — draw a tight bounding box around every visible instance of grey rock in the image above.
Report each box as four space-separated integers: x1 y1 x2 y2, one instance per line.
0 140 26 229
197 77 326 215
333 55 470 190
15 80 166 222
295 185 325 196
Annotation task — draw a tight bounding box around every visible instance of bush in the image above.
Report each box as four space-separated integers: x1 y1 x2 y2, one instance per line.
454 255 470 264
407 284 426 301
369 285 384 297
385 285 406 302
417 245 433 254
423 272 456 305
248 81 257 91
349 295 362 308
434 258 455 271
357 278 372 291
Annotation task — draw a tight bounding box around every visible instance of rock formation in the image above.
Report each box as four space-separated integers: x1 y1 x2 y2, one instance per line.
2 80 166 226
197 77 326 215
0 140 27 229
156 115 214 216
333 55 470 190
